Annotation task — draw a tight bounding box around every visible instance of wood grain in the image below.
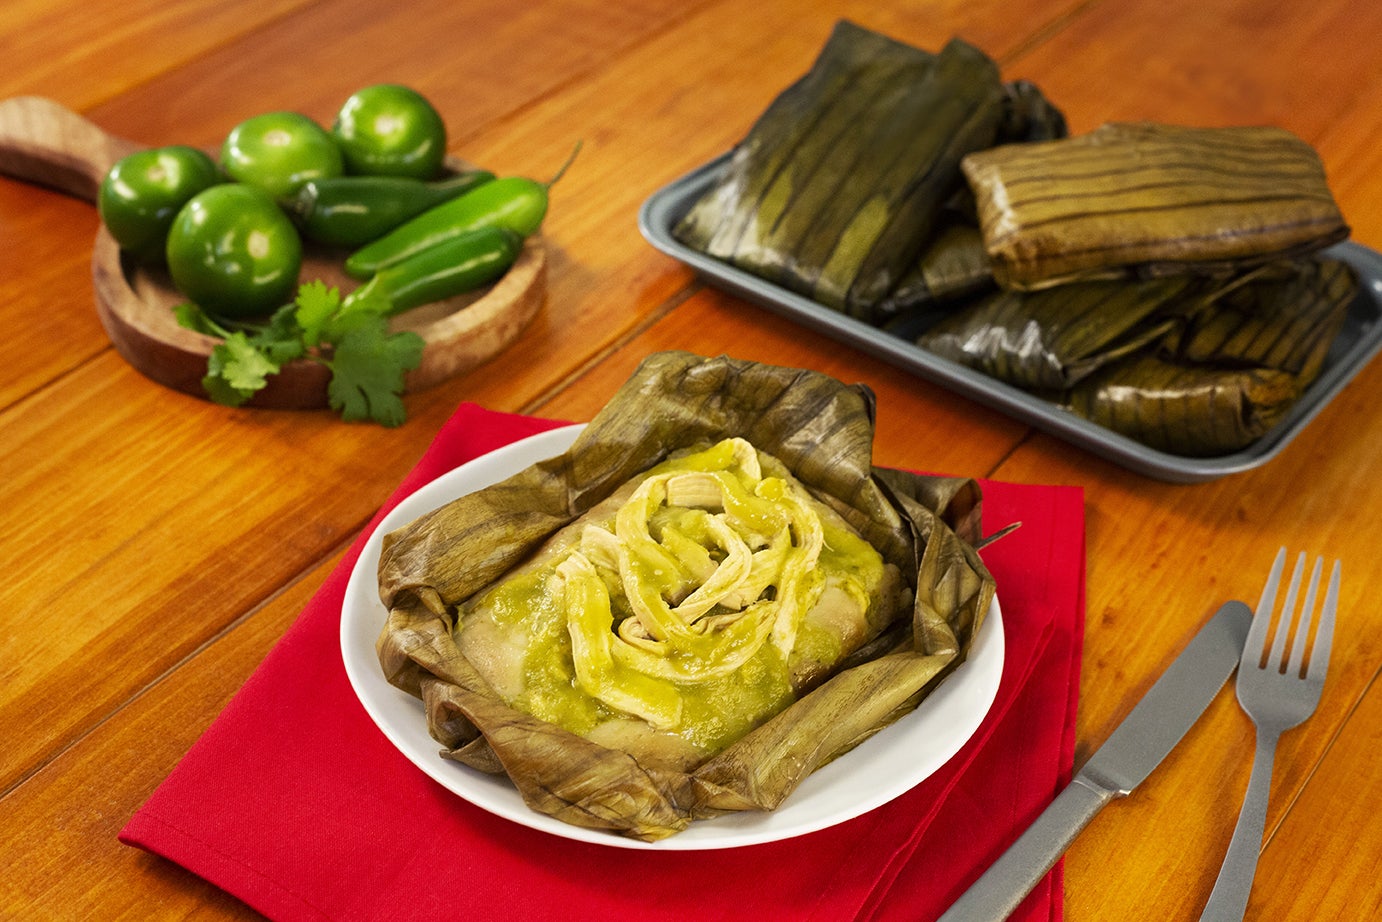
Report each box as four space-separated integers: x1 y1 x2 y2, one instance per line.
0 548 331 918
0 0 315 112
3 1 1381 919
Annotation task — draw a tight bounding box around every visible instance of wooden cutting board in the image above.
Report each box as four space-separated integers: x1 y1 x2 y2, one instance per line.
0 95 545 409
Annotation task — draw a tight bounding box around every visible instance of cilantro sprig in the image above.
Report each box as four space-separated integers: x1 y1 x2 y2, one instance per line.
175 280 424 427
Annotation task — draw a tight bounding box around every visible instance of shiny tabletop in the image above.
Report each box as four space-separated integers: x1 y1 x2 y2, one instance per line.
2 1 1380 919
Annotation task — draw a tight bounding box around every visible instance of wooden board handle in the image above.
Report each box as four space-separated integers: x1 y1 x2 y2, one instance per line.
0 96 141 202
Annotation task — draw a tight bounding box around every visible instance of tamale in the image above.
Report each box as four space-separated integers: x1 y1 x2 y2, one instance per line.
451 437 911 774
873 80 1070 330
874 76 1069 331
917 275 1200 390
1064 257 1358 455
1063 354 1301 456
873 78 1070 327
962 122 1350 291
376 351 995 841
672 21 1011 322
1170 257 1357 382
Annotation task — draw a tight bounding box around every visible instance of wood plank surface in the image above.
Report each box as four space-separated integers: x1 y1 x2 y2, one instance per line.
3 0 1380 919
0 0 708 792
0 0 314 111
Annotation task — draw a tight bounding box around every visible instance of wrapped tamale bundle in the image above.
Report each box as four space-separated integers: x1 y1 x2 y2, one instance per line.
924 79 1072 234
1064 356 1300 456
1170 257 1357 382
962 122 1350 291
376 351 995 841
1064 257 1358 455
672 21 1013 322
917 274 1200 390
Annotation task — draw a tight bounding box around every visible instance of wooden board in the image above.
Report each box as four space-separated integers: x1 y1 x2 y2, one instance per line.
0 94 544 408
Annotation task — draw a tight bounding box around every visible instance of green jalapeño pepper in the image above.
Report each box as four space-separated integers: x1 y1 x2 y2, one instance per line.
344 141 580 279
287 169 495 247
341 224 523 316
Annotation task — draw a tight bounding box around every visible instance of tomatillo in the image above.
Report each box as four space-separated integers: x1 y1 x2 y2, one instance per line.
332 84 446 179
221 111 344 199
98 146 221 263
165 184 303 318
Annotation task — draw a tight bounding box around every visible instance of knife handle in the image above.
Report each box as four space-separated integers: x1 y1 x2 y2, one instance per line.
936 776 1115 921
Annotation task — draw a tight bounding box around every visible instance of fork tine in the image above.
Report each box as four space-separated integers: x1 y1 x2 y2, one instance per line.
1269 552 1307 669
1247 548 1287 666
1287 558 1323 676
1306 560 1341 683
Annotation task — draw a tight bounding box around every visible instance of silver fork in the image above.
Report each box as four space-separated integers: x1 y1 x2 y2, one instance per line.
1198 548 1341 921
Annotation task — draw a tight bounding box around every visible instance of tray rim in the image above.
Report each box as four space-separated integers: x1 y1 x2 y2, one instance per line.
638 153 1382 483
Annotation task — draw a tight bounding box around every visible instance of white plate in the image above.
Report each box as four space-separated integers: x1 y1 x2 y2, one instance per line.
340 424 1005 850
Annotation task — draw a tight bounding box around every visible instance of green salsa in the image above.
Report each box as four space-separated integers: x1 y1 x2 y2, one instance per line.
458 437 891 760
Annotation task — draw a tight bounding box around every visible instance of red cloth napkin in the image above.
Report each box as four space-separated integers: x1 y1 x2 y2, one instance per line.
121 404 1085 922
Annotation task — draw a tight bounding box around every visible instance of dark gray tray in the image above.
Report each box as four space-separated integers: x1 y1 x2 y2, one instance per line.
639 154 1382 483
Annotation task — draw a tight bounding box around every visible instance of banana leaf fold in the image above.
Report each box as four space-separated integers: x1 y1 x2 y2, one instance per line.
672 20 1066 323
375 351 996 840
1062 258 1358 455
1169 256 1358 381
876 222 996 334
917 274 1202 390
1063 355 1301 457
961 122 1350 291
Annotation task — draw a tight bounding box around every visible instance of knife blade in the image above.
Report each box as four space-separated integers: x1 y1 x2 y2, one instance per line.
936 599 1253 922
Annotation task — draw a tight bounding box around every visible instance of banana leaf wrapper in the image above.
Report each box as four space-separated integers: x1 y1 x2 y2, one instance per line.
1063 354 1301 456
1064 257 1358 455
962 122 1350 291
375 351 995 841
874 71 1075 329
671 21 1013 323
917 275 1201 390
876 222 997 333
926 78 1071 231
996 79 1070 145
1169 257 1358 381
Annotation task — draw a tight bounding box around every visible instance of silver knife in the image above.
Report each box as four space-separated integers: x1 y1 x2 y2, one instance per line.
937 599 1253 922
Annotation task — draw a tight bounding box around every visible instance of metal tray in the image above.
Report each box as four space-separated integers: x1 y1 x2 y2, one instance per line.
639 153 1382 483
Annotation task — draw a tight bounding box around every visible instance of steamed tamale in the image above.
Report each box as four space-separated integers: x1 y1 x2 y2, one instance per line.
376 352 995 840
874 78 1069 327
962 122 1350 291
1063 257 1358 455
1064 356 1301 456
917 274 1200 390
1170 257 1357 382
672 22 1013 322
452 436 911 774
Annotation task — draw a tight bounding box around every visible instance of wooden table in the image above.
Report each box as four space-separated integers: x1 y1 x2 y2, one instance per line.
3 1 1379 918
